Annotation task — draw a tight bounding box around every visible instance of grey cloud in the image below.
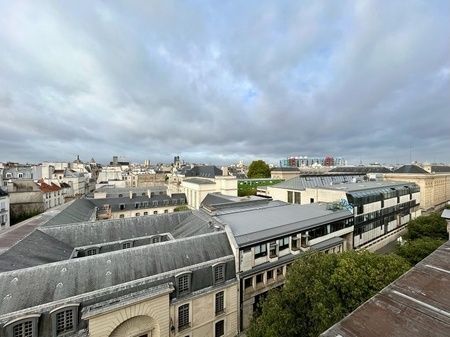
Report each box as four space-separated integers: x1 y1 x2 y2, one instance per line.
0 0 449 165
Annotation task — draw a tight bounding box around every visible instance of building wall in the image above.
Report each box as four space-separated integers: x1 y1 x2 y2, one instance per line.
112 205 178 219
87 283 238 337
270 170 299 180
384 174 450 212
88 293 170 337
0 195 10 230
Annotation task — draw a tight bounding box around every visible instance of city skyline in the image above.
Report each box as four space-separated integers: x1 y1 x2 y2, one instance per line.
0 1 449 164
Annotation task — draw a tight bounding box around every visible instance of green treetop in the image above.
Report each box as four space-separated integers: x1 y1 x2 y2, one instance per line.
247 160 271 178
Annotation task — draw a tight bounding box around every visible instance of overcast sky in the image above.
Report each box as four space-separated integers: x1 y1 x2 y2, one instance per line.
0 1 449 165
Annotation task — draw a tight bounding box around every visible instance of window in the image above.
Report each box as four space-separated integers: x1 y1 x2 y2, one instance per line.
135 203 139 209
254 243 267 259
215 291 224 315
119 204 125 210
294 192 301 204
244 278 253 289
256 273 264 284
144 211 148 216
215 320 225 337
267 270 274 280
287 191 293 203
55 309 75 335
122 242 132 249
118 194 123 197
178 304 190 330
164 209 168 213
135 212 140 217
291 235 299 250
153 210 158 215
177 274 191 296
269 241 277 258
86 248 98 256
12 320 34 337
310 198 315 203
119 214 125 218
276 267 283 276
278 237 289 250
152 236 160 243
213 264 225 284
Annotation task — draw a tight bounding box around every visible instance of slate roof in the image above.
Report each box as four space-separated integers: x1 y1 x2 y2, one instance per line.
0 232 234 315
89 194 186 212
40 211 213 248
184 165 222 178
320 240 450 337
271 174 365 191
183 177 216 185
43 199 97 226
430 165 450 173
0 230 74 272
216 202 352 247
329 166 392 173
271 167 300 172
393 164 429 174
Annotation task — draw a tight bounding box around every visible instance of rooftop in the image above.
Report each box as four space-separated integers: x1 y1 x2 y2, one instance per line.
329 166 392 174
216 202 352 247
393 164 429 174
271 174 365 191
0 232 233 316
183 177 216 185
315 180 418 193
320 240 450 337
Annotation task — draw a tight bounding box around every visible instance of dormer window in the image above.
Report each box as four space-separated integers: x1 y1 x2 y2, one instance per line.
176 273 192 296
4 315 40 337
122 242 132 249
213 264 225 284
51 305 78 337
86 248 98 256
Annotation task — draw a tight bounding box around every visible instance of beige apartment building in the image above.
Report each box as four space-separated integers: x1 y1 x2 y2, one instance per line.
384 165 450 212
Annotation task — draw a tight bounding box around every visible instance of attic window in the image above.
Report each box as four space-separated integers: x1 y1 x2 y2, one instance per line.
4 315 40 337
213 264 225 284
86 248 98 256
176 272 192 296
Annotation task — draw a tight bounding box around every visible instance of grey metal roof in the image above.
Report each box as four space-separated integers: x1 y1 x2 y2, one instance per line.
320 240 450 337
0 232 233 315
393 164 429 174
329 166 392 173
43 199 96 226
271 174 365 191
216 203 352 247
317 180 418 193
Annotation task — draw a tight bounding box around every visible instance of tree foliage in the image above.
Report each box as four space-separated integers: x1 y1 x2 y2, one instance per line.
395 237 445 265
247 160 271 178
403 212 448 241
247 251 410 337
